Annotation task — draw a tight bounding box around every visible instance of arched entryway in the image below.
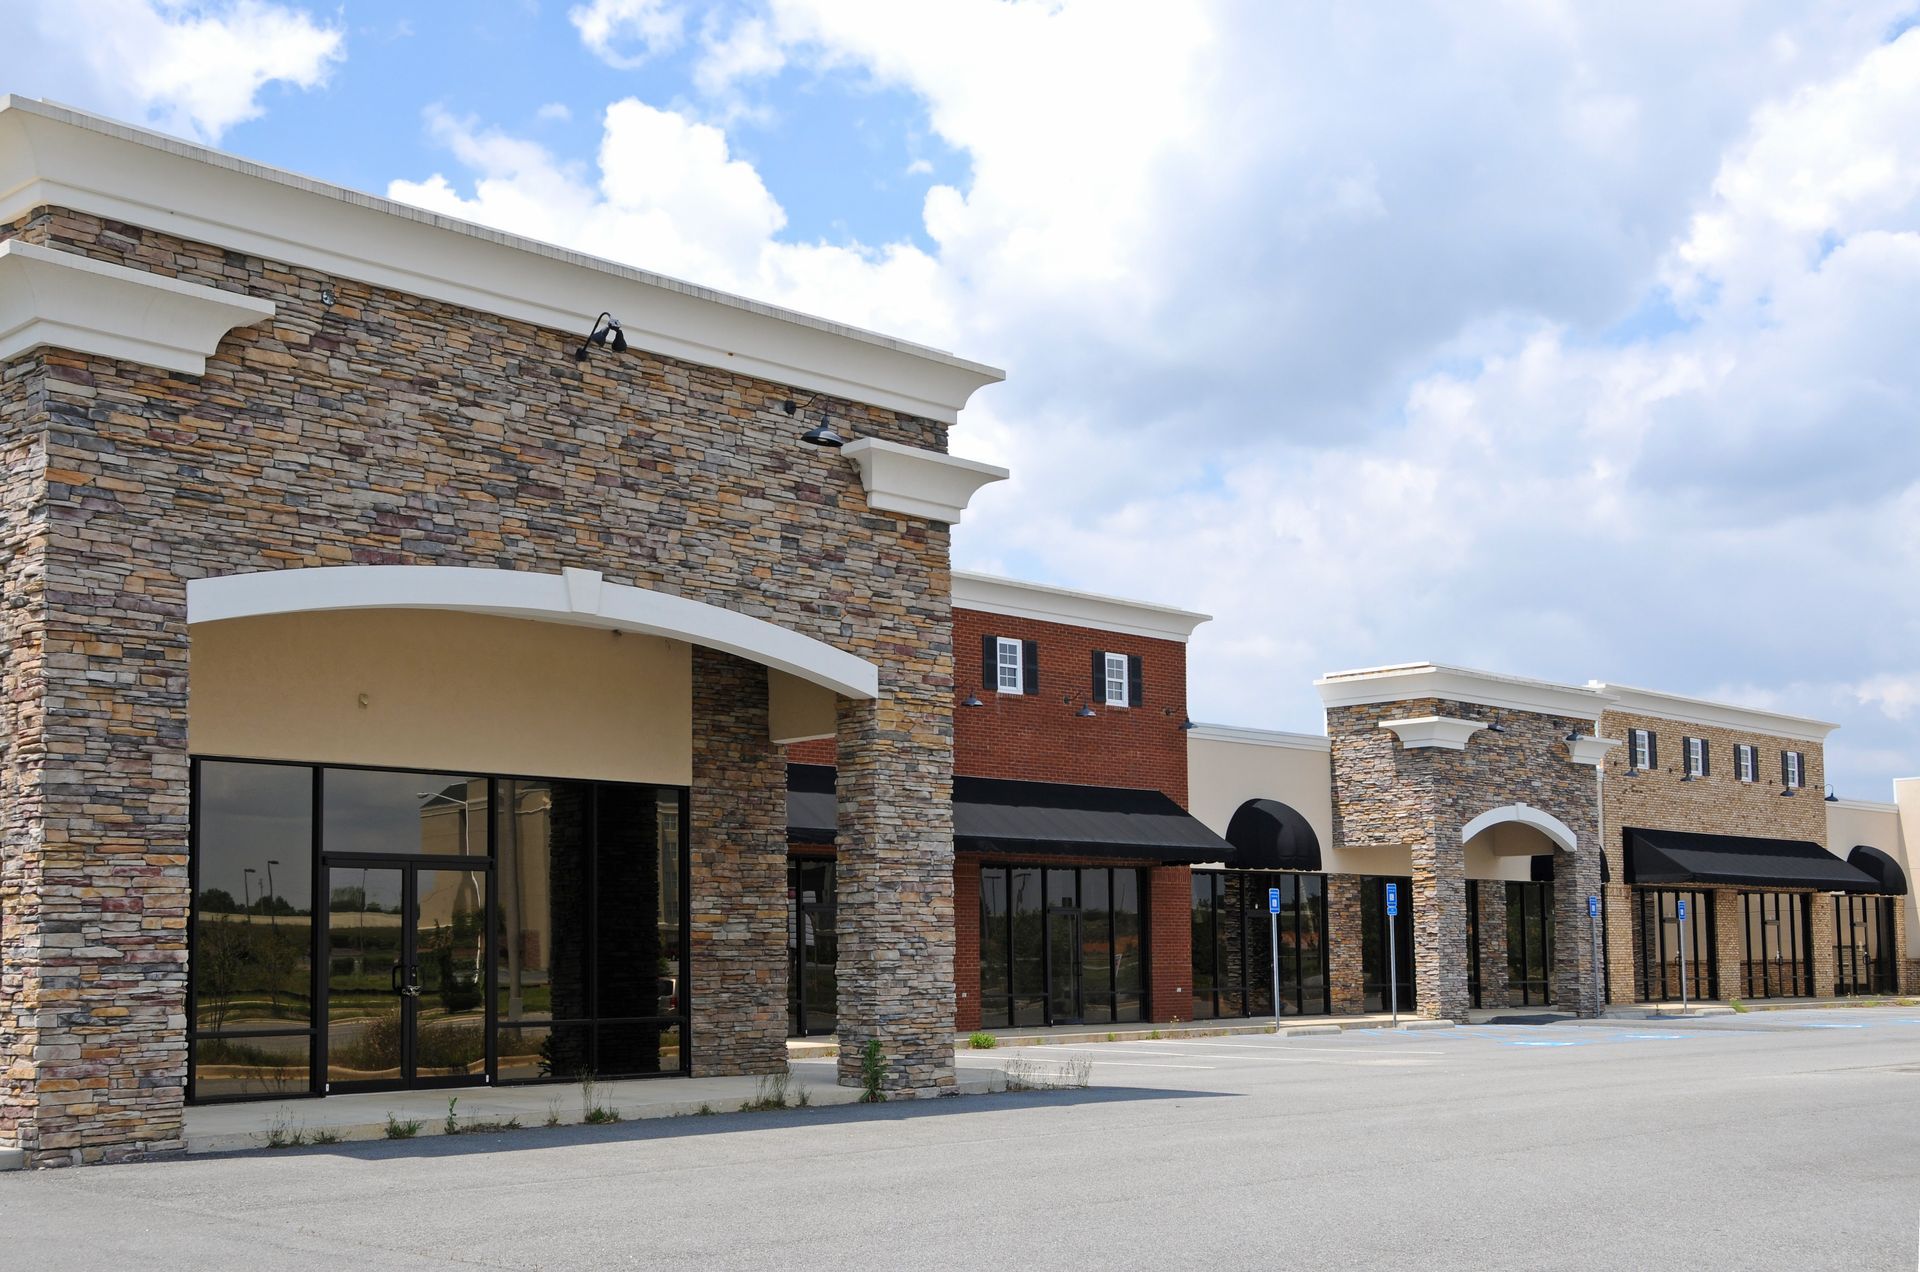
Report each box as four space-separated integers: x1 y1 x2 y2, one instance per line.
1461 805 1598 1015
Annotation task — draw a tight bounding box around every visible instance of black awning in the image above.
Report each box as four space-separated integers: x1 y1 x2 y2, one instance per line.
787 768 1230 864
1224 799 1322 872
1623 827 1880 892
786 764 836 845
954 776 1232 863
1848 845 1909 896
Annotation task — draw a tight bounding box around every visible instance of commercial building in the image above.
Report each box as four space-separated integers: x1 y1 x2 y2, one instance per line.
0 98 1913 1170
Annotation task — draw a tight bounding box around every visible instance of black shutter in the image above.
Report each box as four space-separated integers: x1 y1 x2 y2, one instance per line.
1022 640 1039 696
1127 654 1143 707
1780 750 1788 786
1092 650 1107 704
1647 731 1658 771
982 634 996 690
1701 741 1710 777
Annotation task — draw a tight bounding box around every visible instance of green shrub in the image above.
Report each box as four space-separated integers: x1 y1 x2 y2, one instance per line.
384 1113 422 1139
967 1031 996 1050
859 1039 886 1103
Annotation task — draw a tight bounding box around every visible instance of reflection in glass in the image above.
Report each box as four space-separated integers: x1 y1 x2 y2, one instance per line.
788 860 838 1036
191 1034 311 1100
415 866 489 1078
327 865 405 1083
323 769 488 857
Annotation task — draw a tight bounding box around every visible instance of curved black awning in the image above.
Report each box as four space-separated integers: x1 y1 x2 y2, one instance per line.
788 766 1232 864
1848 845 1909 896
1624 826 1880 892
1224 799 1322 872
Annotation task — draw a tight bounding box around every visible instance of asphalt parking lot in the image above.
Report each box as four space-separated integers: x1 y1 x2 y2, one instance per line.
5 1006 1918 1270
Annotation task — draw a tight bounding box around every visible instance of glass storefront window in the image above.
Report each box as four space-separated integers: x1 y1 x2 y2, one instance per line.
978 865 1150 1028
1739 891 1810 999
1834 894 1896 996
1504 881 1554 1006
1360 876 1415 1013
1187 870 1330 1019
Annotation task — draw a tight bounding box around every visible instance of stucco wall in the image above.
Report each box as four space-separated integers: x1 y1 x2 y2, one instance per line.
190 610 693 784
1186 730 1332 853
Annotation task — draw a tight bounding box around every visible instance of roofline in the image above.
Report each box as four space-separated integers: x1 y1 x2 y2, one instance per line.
0 96 1004 422
1590 682 1839 743
1827 797 1898 814
1315 661 1612 721
952 571 1212 643
1185 722 1331 752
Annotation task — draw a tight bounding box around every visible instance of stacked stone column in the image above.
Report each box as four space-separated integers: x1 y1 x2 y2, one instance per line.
1410 828 1472 1021
688 650 789 1076
834 686 956 1096
1550 844 1605 1015
1327 875 1366 1013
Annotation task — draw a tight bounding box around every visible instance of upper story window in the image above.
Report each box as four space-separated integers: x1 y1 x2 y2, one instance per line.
1735 744 1757 783
996 637 1024 693
1092 650 1143 708
1783 750 1805 789
1630 728 1656 771
1684 737 1708 778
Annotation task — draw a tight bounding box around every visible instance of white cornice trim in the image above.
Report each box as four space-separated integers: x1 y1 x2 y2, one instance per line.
952 572 1212 642
0 97 1004 422
1378 715 1487 751
838 438 1007 524
1590 682 1839 743
1566 735 1623 768
1461 804 1580 853
1186 723 1330 752
1827 797 1898 814
1318 662 1612 721
187 564 879 700
0 239 274 374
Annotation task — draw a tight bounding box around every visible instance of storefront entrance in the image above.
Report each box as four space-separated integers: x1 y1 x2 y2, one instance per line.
788 860 838 1037
1738 891 1811 999
1833 895 1897 996
978 865 1145 1029
1634 888 1716 1002
324 859 489 1092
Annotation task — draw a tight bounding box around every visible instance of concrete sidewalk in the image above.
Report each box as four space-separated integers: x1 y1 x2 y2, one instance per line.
788 1011 1429 1059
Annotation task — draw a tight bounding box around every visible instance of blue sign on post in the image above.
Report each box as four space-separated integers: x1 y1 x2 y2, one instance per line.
1268 887 1281 915
1677 899 1688 921
1588 895 1600 919
1385 882 1399 916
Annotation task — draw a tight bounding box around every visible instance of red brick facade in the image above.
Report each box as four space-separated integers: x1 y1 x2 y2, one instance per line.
954 859 983 1032
953 607 1190 807
1148 866 1194 1023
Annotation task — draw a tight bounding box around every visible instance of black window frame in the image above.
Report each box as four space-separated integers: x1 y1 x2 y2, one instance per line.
1188 870 1330 1020
978 863 1148 1029
1633 887 1716 1002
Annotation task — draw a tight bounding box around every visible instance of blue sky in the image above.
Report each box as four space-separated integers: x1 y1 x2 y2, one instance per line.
5 1 1920 795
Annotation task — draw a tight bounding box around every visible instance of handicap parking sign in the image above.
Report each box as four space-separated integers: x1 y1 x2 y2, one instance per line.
1588 895 1600 919
1677 899 1688 921
1268 886 1281 914
1385 882 1398 916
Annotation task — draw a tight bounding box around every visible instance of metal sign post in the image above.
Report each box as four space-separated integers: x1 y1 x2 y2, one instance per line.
1676 898 1690 1017
1268 886 1282 1030
1386 882 1400 1027
1588 894 1602 1017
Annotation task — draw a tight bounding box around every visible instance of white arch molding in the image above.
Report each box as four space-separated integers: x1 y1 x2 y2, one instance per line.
1460 804 1580 855
186 565 881 700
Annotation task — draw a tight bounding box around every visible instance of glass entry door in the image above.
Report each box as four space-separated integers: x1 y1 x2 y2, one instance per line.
1047 909 1084 1024
325 861 489 1091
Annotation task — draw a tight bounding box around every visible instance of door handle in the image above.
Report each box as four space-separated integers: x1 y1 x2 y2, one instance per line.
390 962 405 995
401 966 424 998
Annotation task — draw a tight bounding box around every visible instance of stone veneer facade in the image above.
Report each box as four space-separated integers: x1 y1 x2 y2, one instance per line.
0 205 961 1164
1327 698 1603 1020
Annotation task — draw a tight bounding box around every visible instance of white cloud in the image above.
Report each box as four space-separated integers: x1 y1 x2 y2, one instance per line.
0 0 343 142
694 16 786 99
535 101 573 123
569 0 685 69
390 2 1920 792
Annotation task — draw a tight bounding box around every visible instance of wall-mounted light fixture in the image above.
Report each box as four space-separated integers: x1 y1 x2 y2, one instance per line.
784 395 847 448
1824 785 1838 802
575 311 628 360
1076 702 1098 718
1179 717 1197 731
1485 713 1506 734
1779 782 1795 798
960 692 984 708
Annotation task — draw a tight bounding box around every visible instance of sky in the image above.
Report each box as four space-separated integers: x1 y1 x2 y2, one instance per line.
5 0 1919 796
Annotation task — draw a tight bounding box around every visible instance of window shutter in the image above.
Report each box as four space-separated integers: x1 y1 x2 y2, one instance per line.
1022 640 1039 695
1092 650 1107 703
1701 742 1710 777
982 634 997 690
1647 732 1657 771
1127 654 1143 707
1780 750 1789 786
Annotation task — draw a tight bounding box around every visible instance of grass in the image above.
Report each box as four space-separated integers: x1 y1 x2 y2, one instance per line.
264 1110 306 1149
1728 997 1749 1013
309 1129 342 1146
544 1097 562 1129
740 1073 795 1112
859 1039 887 1104
967 1031 996 1050
384 1113 422 1140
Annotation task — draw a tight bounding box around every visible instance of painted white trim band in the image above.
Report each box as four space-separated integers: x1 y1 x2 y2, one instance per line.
0 239 275 375
1590 682 1839 743
1378 715 1487 751
1185 722 1330 751
0 97 1004 422
1461 804 1580 854
839 438 1008 524
187 565 880 700
1318 662 1612 721
1566 735 1623 767
952 571 1212 642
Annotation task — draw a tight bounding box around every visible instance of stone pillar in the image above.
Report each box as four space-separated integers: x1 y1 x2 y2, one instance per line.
1327 874 1365 1014
1808 894 1837 1000
1411 831 1471 1021
688 650 789 1076
0 490 191 1166
1551 845 1605 1016
834 690 955 1095
1713 889 1744 1001
1147 866 1192 1023
1475 881 1510 1010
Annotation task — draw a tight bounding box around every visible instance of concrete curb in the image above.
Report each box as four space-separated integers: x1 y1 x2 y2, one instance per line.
1396 1019 1456 1031
186 1075 1000 1156
0 1146 24 1173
